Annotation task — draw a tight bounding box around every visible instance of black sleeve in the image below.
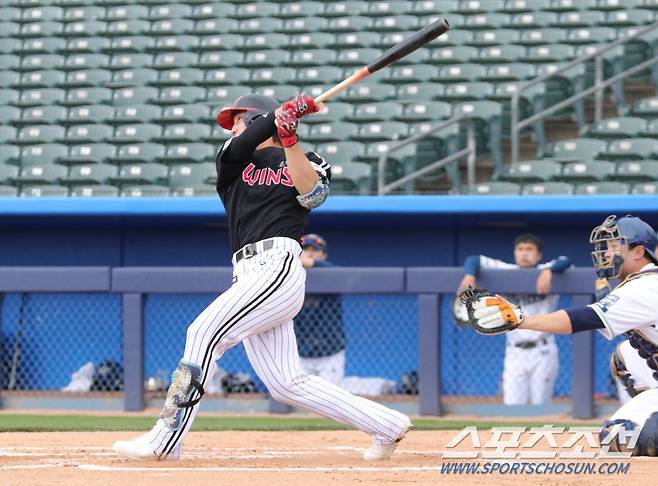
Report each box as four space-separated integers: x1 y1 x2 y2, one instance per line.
566 306 605 333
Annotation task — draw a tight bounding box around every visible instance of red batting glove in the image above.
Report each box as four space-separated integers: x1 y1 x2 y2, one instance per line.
276 109 299 148
283 94 319 119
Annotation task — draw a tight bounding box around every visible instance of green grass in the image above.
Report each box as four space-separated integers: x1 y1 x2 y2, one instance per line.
0 415 597 433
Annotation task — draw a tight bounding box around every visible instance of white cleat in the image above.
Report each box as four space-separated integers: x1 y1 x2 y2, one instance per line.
363 417 412 461
113 432 180 461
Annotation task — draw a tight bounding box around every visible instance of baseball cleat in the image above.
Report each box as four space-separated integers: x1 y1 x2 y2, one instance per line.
113 432 180 461
363 416 412 461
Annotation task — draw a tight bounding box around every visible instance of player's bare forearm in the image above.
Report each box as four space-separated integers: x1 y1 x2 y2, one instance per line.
518 310 573 334
283 144 320 195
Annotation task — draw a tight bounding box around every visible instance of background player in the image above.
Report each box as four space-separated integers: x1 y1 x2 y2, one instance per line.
458 235 571 405
460 215 658 455
297 234 347 386
113 93 410 462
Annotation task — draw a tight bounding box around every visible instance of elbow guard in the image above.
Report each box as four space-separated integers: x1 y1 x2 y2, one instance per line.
296 179 329 209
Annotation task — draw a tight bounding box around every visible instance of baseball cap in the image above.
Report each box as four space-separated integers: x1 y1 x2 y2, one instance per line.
301 234 327 252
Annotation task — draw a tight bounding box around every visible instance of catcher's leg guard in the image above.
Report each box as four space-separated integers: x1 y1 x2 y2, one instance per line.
600 389 658 457
610 343 648 398
159 361 204 431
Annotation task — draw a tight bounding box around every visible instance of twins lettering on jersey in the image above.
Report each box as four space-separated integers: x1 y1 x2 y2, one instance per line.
242 162 294 187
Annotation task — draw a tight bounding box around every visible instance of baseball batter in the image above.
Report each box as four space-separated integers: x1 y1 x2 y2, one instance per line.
113 94 410 461
459 234 571 405
460 215 658 456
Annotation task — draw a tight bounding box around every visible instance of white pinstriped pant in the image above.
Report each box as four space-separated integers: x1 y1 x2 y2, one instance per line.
148 237 409 458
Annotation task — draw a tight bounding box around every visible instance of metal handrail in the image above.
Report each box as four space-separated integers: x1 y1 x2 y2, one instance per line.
510 20 658 165
377 114 476 195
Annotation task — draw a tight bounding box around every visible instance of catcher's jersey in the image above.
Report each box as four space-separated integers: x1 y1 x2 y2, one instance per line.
216 142 330 253
477 256 562 345
589 263 658 346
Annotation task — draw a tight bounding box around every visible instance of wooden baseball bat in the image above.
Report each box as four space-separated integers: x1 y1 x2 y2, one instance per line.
313 18 450 104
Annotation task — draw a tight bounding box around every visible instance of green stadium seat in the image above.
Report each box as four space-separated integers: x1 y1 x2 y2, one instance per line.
103 5 149 21
112 104 160 124
436 63 487 83
467 181 522 195
398 101 451 122
278 1 325 18
387 64 437 83
307 102 353 124
290 32 336 50
0 185 17 197
64 54 110 71
70 184 120 197
154 35 198 53
453 0 500 14
0 7 21 22
429 46 479 64
153 52 198 70
61 37 111 54
250 67 296 86
205 125 231 144
535 62 587 128
20 37 66 54
324 2 369 17
14 163 68 186
0 71 19 88
454 100 504 171
121 185 170 197
233 2 279 19
559 160 616 182
501 0 548 13
62 20 107 38
113 86 158 106
62 164 118 186
354 121 408 142
372 15 418 31
550 138 608 161
465 13 512 30
477 45 526 64
0 145 20 166
441 82 495 101
315 141 366 164
109 143 166 164
523 44 575 63
201 67 250 86
632 97 658 118
18 70 66 88
157 104 210 124
109 123 161 144
361 141 417 186
482 63 537 81
60 69 112 88
62 87 113 106
431 29 474 47
157 123 210 143
556 11 605 28
0 106 21 125
243 33 290 51
509 11 559 28
64 6 106 22
500 160 563 183
0 88 20 106
332 31 378 49
588 117 648 140
169 162 216 187
330 161 373 194
546 0 596 11
471 29 521 46
161 143 216 164
0 164 19 184
60 143 117 165
191 19 240 36
522 181 575 195
0 126 16 145
20 144 68 166
603 138 658 160
344 83 396 102
0 23 20 39
336 48 383 66
19 22 64 39
602 9 655 27
575 181 631 194
396 82 444 102
196 51 244 69
325 16 372 33
107 36 155 53
18 106 66 127
147 3 192 20
65 124 113 143
349 102 404 122
106 19 150 37
614 160 658 182
170 184 216 197
365 1 408 16
190 3 235 19
640 0 658 10
0 39 20 54
104 68 157 88
108 53 152 70
205 85 251 105
17 125 65 145
110 162 169 186
565 27 617 45
20 185 69 197
20 54 65 71
238 18 284 34
643 119 658 137
68 105 115 125
305 122 359 143
287 49 334 67
632 181 658 194
282 17 328 34
518 28 568 46
294 66 343 85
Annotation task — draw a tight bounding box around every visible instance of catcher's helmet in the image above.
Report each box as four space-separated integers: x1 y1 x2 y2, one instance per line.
216 94 280 130
590 214 658 278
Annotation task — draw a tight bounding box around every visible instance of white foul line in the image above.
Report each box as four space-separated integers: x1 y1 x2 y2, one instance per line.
78 464 443 472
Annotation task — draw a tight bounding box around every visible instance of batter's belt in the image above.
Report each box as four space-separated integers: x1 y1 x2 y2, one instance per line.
235 239 275 262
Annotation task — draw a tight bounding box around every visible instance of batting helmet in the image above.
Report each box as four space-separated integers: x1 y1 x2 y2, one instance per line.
590 214 658 278
216 94 280 130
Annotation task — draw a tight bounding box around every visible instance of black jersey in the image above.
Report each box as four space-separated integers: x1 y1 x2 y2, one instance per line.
215 112 331 253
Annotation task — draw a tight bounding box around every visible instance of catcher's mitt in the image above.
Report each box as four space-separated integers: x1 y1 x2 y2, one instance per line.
458 286 525 335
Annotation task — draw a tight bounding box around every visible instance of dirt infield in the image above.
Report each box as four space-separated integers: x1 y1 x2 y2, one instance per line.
0 429 654 485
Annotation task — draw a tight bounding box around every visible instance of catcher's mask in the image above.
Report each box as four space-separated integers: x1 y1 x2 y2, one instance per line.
216 94 280 131
590 214 658 279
